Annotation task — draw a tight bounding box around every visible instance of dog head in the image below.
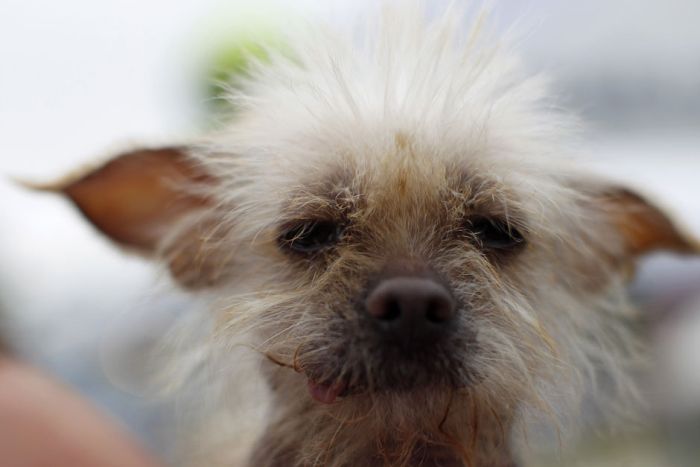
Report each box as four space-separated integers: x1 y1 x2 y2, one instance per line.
44 5 699 465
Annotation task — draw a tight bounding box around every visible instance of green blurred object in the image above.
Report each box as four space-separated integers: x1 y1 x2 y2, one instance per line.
195 4 294 121
204 36 283 117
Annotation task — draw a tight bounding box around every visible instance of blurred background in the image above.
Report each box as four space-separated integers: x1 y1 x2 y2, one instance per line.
1 0 699 465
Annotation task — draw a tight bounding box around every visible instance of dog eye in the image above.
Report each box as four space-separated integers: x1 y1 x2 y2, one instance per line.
279 220 343 254
467 217 525 252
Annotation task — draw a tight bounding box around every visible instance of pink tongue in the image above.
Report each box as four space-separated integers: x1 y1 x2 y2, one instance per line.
307 380 345 404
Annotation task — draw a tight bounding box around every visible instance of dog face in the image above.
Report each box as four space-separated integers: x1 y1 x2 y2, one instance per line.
238 133 579 404
42 5 698 465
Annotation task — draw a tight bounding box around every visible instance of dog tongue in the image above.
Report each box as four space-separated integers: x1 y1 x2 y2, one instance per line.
307 379 345 404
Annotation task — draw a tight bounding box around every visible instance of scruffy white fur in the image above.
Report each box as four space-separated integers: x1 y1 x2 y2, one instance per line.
173 4 644 465
52 2 697 466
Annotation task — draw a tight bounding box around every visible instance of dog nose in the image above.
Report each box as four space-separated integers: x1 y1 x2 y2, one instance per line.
365 277 456 343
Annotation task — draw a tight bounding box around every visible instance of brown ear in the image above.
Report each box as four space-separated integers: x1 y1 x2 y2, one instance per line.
594 186 699 257
35 147 213 254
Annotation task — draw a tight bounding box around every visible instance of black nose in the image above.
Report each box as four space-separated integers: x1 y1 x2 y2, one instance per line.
365 277 456 345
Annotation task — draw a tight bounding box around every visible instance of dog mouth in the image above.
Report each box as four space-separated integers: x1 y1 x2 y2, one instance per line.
267 324 479 404
304 364 477 405
302 363 353 404
297 343 480 404
264 351 353 404
306 378 349 404
301 354 476 405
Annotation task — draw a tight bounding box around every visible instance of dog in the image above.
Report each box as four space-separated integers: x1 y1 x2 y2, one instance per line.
38 3 699 466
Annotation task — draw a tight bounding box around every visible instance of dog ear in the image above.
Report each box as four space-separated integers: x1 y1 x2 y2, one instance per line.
33 146 214 254
585 184 698 257
33 146 235 289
